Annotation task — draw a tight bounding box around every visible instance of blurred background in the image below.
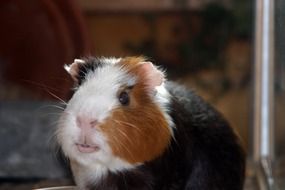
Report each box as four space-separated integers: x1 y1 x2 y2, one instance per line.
0 0 284 189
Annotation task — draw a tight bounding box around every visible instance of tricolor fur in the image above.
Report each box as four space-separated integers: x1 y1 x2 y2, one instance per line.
57 57 245 190
58 57 174 187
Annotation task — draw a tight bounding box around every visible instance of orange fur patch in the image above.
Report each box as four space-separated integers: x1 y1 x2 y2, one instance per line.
99 57 171 164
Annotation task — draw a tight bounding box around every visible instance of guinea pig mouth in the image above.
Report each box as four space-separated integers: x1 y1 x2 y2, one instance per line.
75 143 100 153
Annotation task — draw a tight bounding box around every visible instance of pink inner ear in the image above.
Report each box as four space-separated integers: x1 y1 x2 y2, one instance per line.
65 61 80 82
140 62 164 89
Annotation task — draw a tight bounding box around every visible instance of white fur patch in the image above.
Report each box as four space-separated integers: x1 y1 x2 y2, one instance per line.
155 83 175 134
57 59 138 184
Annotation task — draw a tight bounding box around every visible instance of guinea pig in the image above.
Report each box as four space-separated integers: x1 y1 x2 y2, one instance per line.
57 56 245 190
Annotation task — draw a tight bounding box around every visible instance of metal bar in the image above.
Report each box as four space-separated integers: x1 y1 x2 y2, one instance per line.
261 0 275 159
253 0 275 189
253 0 275 162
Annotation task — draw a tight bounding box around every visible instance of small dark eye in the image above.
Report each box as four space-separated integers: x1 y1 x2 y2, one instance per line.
118 91 129 105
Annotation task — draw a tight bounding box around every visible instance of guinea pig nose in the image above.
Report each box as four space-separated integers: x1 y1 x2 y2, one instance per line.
76 116 98 129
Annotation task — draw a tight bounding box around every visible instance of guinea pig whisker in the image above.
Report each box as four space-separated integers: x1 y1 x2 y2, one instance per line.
114 120 142 133
50 124 65 141
49 134 60 152
38 104 65 111
113 127 138 161
41 113 64 118
50 120 66 128
42 85 68 105
22 80 67 104
111 132 136 162
33 85 67 105
115 127 133 144
50 105 66 111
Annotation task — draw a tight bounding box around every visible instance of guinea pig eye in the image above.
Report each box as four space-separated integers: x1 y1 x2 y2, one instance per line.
118 91 129 106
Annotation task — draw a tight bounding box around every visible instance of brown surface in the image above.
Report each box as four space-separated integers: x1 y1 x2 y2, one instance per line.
0 0 90 100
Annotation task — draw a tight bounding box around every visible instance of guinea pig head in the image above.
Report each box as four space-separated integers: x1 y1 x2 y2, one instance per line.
57 57 173 172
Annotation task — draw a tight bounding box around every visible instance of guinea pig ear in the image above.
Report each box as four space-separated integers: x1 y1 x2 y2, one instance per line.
64 59 85 82
139 62 164 89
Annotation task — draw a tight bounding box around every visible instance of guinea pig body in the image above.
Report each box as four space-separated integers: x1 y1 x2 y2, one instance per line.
57 57 245 190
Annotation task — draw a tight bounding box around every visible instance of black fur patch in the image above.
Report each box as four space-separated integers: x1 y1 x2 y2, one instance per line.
76 57 105 85
88 168 153 190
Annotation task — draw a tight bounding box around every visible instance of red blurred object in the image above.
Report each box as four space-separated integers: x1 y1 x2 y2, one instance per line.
0 0 90 100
